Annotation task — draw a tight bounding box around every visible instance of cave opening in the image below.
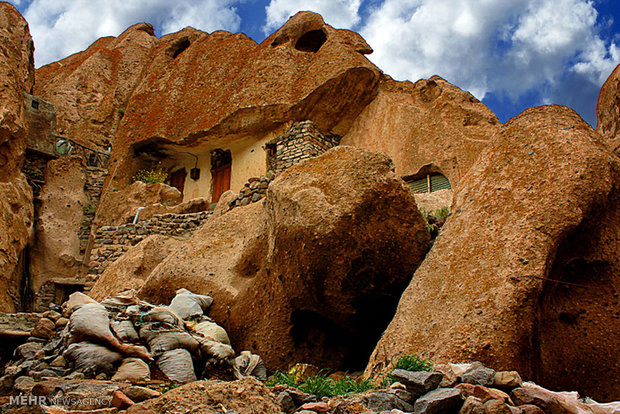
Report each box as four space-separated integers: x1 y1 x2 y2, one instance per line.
295 30 327 52
170 38 191 59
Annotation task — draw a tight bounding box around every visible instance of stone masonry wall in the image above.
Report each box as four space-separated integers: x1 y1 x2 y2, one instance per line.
79 166 108 254
87 211 211 277
228 174 274 209
266 120 340 174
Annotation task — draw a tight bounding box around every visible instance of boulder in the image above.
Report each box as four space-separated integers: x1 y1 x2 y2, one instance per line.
366 106 620 402
390 370 443 397
342 75 499 188
95 181 182 226
89 235 181 301
596 63 620 155
132 377 280 414
0 2 35 312
35 23 158 150
414 388 464 414
138 146 430 370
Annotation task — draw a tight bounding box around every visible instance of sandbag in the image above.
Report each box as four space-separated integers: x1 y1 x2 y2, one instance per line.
190 319 230 344
111 357 151 382
197 339 235 360
233 351 267 381
69 302 115 345
132 306 183 327
168 288 213 320
63 292 97 314
138 322 199 356
157 349 196 383
110 319 139 343
101 289 141 310
63 342 122 376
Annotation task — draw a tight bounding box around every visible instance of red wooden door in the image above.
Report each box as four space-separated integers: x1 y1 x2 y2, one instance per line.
170 169 186 195
211 163 231 202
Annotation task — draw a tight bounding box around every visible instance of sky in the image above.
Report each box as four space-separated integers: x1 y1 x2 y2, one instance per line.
7 0 620 127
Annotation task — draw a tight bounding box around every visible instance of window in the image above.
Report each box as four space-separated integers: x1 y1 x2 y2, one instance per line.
406 173 451 194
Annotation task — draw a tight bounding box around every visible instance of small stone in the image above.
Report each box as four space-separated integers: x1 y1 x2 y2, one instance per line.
456 384 512 404
251 192 262 202
123 386 161 403
13 376 36 393
32 369 58 380
366 391 414 412
518 404 545 414
31 318 56 339
483 399 519 414
493 371 522 390
391 369 443 397
112 390 134 410
64 371 85 380
414 388 463 414
34 349 45 360
277 391 296 414
510 387 563 413
300 401 329 413
42 310 62 322
458 396 484 414
50 355 67 368
96 372 108 380
433 364 458 388
16 342 43 359
460 367 496 386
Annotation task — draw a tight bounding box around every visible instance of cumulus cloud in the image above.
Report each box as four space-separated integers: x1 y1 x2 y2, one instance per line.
263 0 362 34
359 0 619 121
19 0 243 67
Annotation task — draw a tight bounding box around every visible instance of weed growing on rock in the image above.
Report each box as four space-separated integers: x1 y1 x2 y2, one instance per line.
132 168 167 184
267 371 374 398
382 354 433 386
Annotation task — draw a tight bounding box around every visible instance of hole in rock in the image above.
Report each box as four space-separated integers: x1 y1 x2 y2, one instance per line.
295 30 327 52
289 291 401 372
170 39 191 59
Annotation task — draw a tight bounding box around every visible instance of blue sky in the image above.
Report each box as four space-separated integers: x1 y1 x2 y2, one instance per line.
8 0 620 127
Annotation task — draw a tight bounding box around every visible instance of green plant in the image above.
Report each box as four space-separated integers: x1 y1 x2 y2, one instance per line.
132 168 167 184
420 206 450 237
266 371 374 398
382 354 433 386
82 204 97 215
161 382 181 393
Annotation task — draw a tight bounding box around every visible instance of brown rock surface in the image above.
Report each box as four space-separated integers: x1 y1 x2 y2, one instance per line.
95 181 182 226
366 106 620 401
34 23 158 150
131 377 280 414
136 146 430 370
89 235 182 301
596 63 620 154
29 156 88 295
342 75 499 188
0 2 35 312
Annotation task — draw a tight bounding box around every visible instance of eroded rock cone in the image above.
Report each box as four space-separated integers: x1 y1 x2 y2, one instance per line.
596 63 620 155
366 105 620 401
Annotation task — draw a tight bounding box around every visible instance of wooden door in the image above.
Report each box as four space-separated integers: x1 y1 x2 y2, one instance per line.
211 162 231 202
170 169 186 195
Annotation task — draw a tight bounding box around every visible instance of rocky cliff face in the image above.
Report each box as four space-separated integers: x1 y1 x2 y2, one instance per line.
596 63 620 155
34 23 158 150
342 75 499 189
0 2 35 312
366 105 620 401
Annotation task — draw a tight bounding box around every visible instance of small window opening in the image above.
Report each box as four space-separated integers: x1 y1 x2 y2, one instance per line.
295 30 327 52
405 173 451 194
31 100 39 109
171 38 191 59
265 143 277 157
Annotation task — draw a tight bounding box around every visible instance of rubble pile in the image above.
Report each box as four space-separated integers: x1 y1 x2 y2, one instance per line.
0 289 265 397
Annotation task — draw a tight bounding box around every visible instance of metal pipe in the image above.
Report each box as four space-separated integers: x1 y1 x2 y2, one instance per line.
133 206 146 224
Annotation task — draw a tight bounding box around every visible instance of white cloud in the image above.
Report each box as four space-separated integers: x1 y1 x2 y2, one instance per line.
359 0 619 105
263 0 362 34
21 0 243 67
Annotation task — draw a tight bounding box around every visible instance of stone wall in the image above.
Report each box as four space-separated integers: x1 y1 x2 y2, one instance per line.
87 211 211 277
228 174 274 209
266 120 340 173
79 166 108 254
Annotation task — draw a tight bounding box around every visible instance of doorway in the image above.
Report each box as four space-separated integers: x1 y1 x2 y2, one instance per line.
211 149 232 202
170 169 187 195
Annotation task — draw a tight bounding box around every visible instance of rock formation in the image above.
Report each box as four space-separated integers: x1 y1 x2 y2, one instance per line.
596 63 620 155
0 2 35 312
93 146 431 371
366 105 620 401
34 23 158 150
342 75 499 189
28 157 88 298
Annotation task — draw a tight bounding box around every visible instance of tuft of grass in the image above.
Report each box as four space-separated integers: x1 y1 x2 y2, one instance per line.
382 354 433 386
267 371 374 398
132 167 167 184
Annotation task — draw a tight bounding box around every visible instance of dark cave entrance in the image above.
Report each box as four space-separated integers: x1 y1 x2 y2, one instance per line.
295 30 327 52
